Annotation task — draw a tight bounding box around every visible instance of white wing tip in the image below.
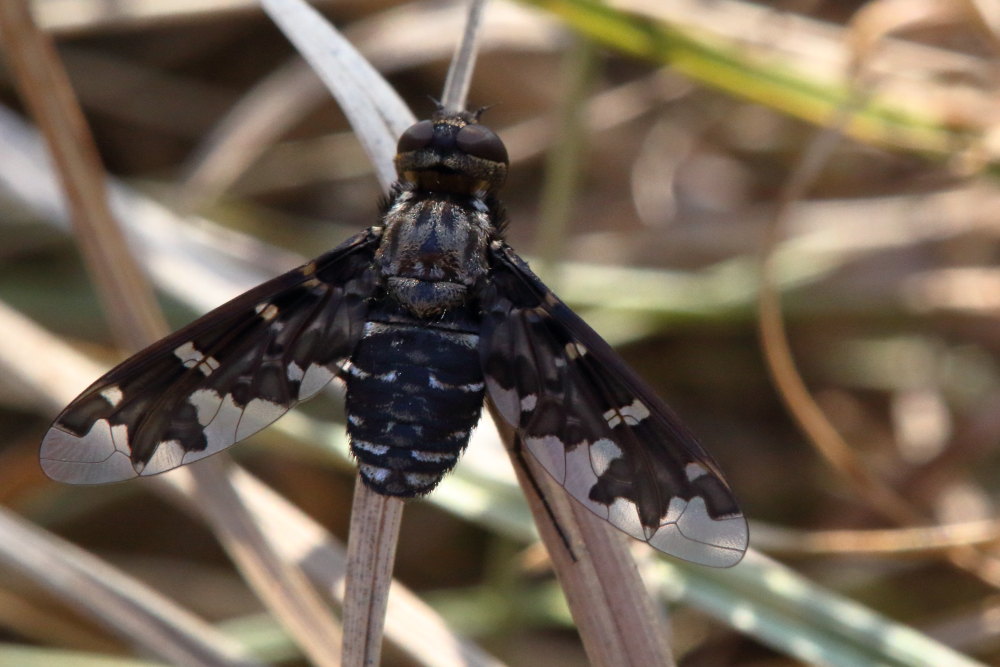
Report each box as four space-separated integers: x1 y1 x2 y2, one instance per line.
40 422 138 484
649 496 749 567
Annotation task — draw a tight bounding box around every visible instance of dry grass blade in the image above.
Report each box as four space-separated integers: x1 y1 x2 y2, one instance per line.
489 407 675 667
0 305 264 667
259 0 413 659
222 465 504 667
757 108 919 524
755 519 1000 556
439 4 673 663
206 465 504 667
36 0 337 34
261 0 414 189
485 27 675 665
0 507 261 667
0 0 165 351
176 59 330 213
181 460 344 667
341 481 404 666
0 2 346 663
177 1 563 208
440 0 489 112
756 3 1000 590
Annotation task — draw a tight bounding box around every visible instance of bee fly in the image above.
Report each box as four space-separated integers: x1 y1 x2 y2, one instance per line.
41 109 748 567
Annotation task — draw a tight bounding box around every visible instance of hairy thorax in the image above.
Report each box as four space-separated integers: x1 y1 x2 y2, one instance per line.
375 190 492 317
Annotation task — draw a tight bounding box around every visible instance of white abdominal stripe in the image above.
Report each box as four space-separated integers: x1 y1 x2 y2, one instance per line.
358 463 442 494
354 435 466 496
350 429 468 497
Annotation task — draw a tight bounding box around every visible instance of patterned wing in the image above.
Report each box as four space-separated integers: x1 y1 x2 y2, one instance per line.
41 229 381 484
480 243 748 567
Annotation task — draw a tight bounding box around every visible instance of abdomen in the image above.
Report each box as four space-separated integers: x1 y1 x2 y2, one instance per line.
345 315 485 496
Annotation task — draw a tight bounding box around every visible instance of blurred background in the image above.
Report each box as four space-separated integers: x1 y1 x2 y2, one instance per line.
2 0 1000 665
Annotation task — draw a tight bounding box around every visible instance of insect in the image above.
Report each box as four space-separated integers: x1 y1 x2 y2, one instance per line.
41 110 748 567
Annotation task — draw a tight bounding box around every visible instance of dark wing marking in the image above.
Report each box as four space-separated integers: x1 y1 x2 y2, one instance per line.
41 229 381 484
480 243 748 567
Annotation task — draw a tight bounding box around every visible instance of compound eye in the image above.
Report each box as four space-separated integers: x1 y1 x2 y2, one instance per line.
397 120 435 153
456 124 508 164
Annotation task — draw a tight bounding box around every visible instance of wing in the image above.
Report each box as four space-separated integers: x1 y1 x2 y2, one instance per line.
480 243 748 567
41 229 381 484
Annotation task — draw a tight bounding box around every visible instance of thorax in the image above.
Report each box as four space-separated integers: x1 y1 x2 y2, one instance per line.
375 189 493 317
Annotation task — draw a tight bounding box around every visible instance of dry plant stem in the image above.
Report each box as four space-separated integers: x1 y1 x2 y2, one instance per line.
756 11 926 524
489 406 675 667
757 38 1000 585
183 459 344 666
0 505 262 667
0 0 166 351
757 121 918 527
333 2 482 660
342 479 404 666
964 0 1000 54
177 59 329 213
1 4 347 662
217 465 502 667
759 519 1000 556
440 0 488 112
